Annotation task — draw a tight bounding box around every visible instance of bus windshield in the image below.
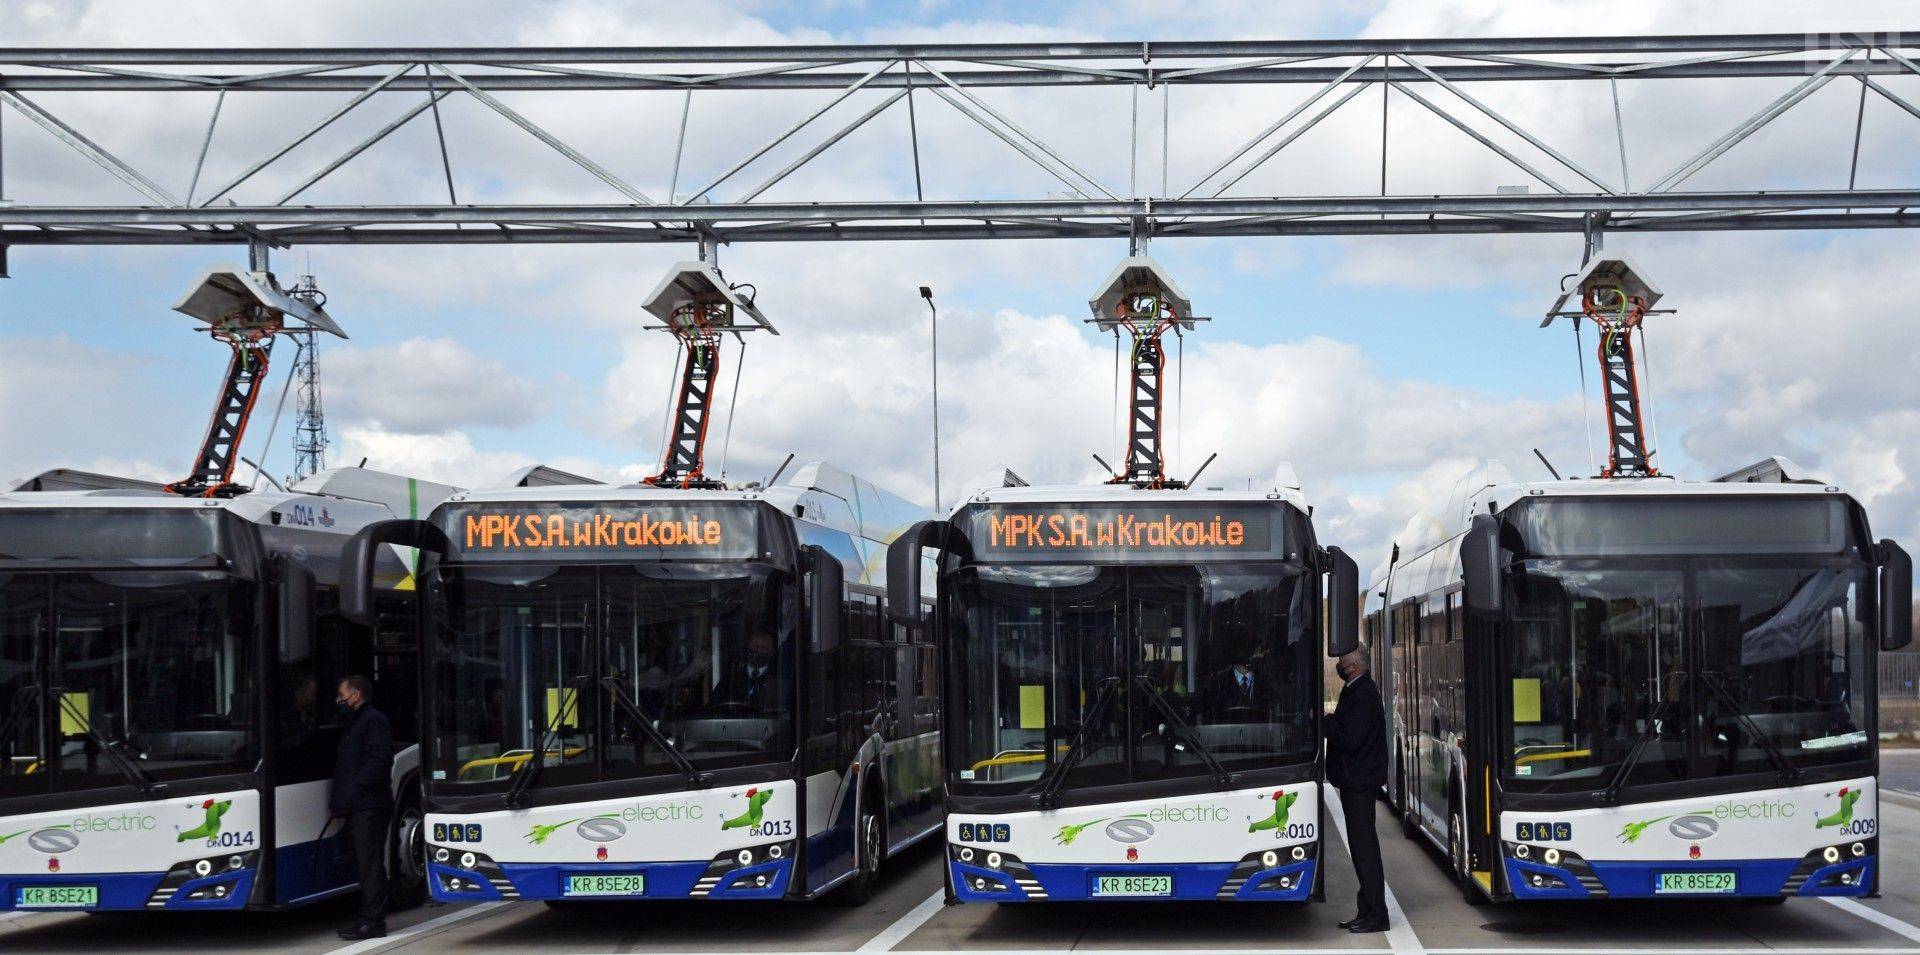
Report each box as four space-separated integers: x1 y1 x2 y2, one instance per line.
428 562 795 796
0 571 256 801
1503 558 1873 793
948 562 1316 794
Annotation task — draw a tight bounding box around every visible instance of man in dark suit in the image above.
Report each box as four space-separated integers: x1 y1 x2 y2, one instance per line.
1202 646 1273 721
712 629 777 709
1326 648 1389 934
332 675 394 941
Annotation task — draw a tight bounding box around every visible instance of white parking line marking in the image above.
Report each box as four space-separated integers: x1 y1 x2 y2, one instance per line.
1826 896 1920 945
324 901 508 955
856 889 947 952
1324 787 1423 955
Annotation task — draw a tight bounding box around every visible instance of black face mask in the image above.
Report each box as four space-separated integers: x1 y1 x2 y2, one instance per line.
745 651 771 670
337 700 354 717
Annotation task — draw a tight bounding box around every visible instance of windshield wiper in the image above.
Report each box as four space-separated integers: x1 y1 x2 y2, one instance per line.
599 677 712 790
1698 671 1803 786
504 675 590 810
1599 671 1685 806
1131 675 1235 789
1035 677 1121 810
50 688 164 798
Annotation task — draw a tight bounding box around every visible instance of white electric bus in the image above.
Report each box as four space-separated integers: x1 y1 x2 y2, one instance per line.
1370 460 1911 903
887 480 1359 903
0 467 455 913
343 463 943 904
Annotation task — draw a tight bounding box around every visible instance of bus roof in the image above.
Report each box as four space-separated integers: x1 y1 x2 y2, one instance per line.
438 460 930 551
947 478 1308 519
1367 460 1860 599
0 465 460 537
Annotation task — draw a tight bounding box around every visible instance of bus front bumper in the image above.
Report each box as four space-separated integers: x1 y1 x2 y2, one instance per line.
1502 838 1875 900
948 843 1316 903
427 840 795 902
0 851 259 911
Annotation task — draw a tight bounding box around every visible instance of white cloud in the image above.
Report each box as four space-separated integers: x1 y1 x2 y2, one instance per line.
5 0 1920 579
324 336 551 432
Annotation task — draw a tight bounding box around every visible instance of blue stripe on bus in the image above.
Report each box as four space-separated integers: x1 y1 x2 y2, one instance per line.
1505 855 1874 899
436 858 796 902
950 859 1315 903
0 868 254 911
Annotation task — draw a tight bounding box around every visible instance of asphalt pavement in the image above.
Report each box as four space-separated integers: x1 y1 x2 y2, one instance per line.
7 792 1920 955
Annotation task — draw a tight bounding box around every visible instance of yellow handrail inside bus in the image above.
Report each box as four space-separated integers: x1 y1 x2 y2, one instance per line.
970 744 1071 772
458 747 586 780
1514 748 1592 766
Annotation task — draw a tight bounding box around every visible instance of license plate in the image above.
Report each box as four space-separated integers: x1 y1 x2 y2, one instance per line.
1092 874 1172 897
1655 871 1736 894
564 874 645 897
17 885 98 909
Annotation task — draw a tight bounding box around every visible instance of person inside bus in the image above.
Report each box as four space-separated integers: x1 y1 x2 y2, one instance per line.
712 628 777 709
332 675 394 942
1326 647 1388 935
1203 640 1272 722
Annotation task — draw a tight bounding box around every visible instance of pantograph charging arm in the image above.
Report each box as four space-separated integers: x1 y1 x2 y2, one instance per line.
644 304 727 490
166 335 276 498
1582 286 1659 478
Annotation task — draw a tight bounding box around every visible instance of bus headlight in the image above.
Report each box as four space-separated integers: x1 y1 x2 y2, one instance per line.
959 847 974 863
986 852 1002 869
194 859 213 877
1543 848 1561 866
1824 846 1842 864
738 849 753 866
460 852 477 869
1291 845 1307 861
435 848 450 863
1852 842 1867 858
1514 844 1530 859
1262 850 1279 868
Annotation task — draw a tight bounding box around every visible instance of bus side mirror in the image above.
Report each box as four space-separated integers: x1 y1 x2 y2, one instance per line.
1882 539 1912 651
1463 514 1503 617
886 519 969 629
342 519 450 627
278 559 315 661
804 544 844 653
1326 547 1359 658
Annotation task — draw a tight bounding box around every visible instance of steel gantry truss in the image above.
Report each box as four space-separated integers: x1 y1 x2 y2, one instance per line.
6 32 1920 255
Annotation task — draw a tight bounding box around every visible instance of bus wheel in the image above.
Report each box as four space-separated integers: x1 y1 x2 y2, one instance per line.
838 798 885 906
1450 806 1487 907
389 799 429 911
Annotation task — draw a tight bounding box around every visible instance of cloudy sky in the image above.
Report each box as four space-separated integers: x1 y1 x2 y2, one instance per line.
4 0 1919 579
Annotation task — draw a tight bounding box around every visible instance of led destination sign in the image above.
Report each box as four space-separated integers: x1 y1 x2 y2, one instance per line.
964 503 1287 563
440 502 760 561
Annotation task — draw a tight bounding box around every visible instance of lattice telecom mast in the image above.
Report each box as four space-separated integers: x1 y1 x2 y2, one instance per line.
1087 256 1206 488
166 268 346 497
287 274 330 481
638 261 774 489
1545 254 1668 479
